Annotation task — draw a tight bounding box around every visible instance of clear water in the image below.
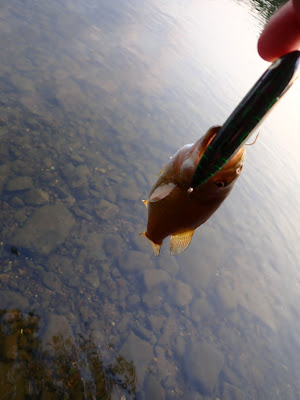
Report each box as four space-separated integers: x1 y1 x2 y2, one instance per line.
0 0 300 399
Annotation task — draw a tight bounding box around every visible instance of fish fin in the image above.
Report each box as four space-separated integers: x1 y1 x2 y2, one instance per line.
140 232 162 256
142 199 148 208
157 166 165 176
151 241 162 256
149 183 176 202
170 230 195 255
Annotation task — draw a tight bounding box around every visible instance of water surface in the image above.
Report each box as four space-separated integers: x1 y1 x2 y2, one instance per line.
0 0 300 399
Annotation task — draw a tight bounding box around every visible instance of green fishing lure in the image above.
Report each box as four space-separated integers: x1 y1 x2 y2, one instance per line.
190 51 300 189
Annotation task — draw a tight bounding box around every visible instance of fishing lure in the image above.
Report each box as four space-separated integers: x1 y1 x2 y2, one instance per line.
190 50 300 189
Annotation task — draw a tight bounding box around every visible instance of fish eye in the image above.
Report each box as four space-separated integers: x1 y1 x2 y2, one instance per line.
215 181 225 188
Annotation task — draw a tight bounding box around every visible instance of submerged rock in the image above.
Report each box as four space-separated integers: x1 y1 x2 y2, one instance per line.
23 188 49 205
11 204 75 255
119 250 153 273
42 271 62 292
144 374 165 400
168 280 193 307
42 313 74 354
95 199 119 220
143 269 170 291
120 332 154 390
185 340 224 394
6 176 33 191
0 290 29 309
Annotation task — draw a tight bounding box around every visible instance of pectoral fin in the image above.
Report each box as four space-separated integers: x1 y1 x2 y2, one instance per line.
142 199 148 208
149 183 176 202
140 232 162 256
170 229 195 255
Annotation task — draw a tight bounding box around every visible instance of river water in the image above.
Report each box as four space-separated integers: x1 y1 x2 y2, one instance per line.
0 0 300 399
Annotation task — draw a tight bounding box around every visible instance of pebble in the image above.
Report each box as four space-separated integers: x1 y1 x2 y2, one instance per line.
42 271 62 292
84 270 100 289
11 203 75 255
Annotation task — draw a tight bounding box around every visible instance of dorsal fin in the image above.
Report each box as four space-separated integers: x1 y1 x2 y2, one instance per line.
149 183 176 202
142 199 148 208
170 230 195 255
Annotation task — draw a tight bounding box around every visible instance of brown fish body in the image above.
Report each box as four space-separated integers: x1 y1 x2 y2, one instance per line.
142 126 245 255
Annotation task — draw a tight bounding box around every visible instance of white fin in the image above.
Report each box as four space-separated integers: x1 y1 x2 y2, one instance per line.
157 166 165 176
140 232 162 256
142 199 148 208
170 230 195 255
149 183 176 202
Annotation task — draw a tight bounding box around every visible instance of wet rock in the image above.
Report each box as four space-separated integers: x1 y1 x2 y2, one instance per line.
11 204 75 255
119 250 153 273
185 340 224 394
6 176 33 191
0 290 29 309
95 199 119 220
23 188 49 205
168 280 193 307
42 271 62 292
120 332 154 390
222 382 245 400
144 268 171 291
144 374 165 400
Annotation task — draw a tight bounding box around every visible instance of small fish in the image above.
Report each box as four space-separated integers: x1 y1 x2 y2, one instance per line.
141 126 245 256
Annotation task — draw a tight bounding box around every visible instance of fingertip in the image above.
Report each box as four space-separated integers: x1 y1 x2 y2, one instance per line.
258 1 300 61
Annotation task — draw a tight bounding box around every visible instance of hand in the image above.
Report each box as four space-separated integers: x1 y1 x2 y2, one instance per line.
258 0 300 61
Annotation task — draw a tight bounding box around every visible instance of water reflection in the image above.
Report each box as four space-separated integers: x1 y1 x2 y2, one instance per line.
0 0 300 399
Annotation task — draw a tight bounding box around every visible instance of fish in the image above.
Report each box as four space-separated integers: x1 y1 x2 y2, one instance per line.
141 126 245 256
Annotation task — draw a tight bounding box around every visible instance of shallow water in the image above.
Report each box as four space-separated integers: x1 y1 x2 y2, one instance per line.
0 0 300 399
